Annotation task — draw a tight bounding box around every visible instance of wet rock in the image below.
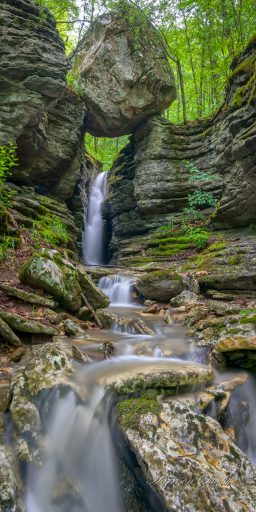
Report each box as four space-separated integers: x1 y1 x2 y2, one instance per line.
76 9 176 136
103 360 214 394
20 253 82 313
0 445 24 512
0 283 58 308
0 316 21 347
120 398 256 511
72 345 91 364
77 266 110 309
170 290 198 307
11 342 72 435
9 347 27 363
78 306 92 321
215 335 256 369
63 319 88 338
0 310 59 336
0 378 12 412
97 310 154 335
216 335 256 352
136 271 184 302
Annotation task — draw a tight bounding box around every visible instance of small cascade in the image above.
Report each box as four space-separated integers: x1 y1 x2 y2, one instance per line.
83 172 108 265
26 383 122 512
99 275 135 307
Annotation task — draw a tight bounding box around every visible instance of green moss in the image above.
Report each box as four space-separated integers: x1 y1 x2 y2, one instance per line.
206 241 227 252
230 55 255 78
139 270 182 283
117 389 160 431
228 254 242 265
240 315 256 324
149 236 192 246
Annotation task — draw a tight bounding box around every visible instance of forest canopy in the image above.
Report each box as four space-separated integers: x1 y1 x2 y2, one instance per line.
37 0 256 165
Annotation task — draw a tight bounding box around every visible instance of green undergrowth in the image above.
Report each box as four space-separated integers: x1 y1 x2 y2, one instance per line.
117 390 160 431
32 214 71 247
239 307 256 324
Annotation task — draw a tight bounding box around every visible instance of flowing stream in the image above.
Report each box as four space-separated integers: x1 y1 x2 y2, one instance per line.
83 172 108 265
26 190 256 512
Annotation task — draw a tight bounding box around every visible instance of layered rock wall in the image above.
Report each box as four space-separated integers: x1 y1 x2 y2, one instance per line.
105 36 256 263
0 0 87 202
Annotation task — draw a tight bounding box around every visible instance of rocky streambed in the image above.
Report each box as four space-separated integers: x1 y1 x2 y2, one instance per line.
1 249 256 511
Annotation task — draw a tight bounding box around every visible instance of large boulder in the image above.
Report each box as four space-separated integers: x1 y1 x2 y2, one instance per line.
19 252 82 313
136 270 184 301
76 9 176 137
119 397 256 510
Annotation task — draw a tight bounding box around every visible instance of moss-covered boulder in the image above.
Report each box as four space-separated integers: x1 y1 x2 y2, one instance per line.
136 270 184 301
19 253 82 313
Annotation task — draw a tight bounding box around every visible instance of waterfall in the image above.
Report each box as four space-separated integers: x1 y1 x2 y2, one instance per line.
26 384 122 512
83 171 108 266
99 275 134 307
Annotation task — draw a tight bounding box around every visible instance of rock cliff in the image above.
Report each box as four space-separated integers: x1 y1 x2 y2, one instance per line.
104 35 256 263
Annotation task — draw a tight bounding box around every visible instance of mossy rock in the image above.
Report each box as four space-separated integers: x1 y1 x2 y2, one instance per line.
118 390 160 431
136 270 184 301
19 252 82 313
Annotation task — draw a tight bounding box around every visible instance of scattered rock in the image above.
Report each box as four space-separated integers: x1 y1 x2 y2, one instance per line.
64 319 88 338
0 316 21 347
0 311 59 336
170 290 198 307
78 266 110 309
136 270 184 302
0 283 58 308
72 345 91 363
9 347 27 363
0 379 11 412
0 445 24 511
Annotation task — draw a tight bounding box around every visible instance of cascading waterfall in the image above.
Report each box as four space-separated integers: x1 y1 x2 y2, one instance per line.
83 172 108 265
99 275 134 307
26 376 122 512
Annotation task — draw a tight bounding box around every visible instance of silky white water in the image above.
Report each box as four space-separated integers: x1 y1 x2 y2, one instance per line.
99 275 134 306
83 172 108 265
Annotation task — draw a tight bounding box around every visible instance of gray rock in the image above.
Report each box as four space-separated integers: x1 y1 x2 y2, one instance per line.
0 311 59 336
120 398 256 511
76 9 176 136
10 342 72 436
0 283 58 309
78 266 110 309
0 316 21 346
103 360 214 394
136 270 184 302
63 319 88 338
0 445 24 512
